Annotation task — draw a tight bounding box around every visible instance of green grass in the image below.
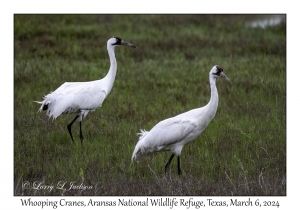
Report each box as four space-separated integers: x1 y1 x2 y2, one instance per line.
14 14 286 195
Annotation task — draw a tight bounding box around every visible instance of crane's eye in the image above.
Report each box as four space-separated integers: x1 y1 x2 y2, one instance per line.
112 38 121 46
213 68 222 76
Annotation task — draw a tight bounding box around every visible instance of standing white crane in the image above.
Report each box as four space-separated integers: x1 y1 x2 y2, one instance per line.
132 65 231 175
35 36 136 144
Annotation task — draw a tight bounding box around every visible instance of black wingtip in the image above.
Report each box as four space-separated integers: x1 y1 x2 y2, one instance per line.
42 104 48 110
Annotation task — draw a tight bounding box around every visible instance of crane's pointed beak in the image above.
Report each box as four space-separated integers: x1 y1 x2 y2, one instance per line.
220 72 232 84
121 40 136 48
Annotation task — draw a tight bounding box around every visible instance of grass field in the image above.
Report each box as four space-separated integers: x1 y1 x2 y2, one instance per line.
14 14 286 196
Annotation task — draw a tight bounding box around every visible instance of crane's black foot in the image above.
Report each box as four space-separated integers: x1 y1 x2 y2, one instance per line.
165 164 170 174
79 133 84 145
178 169 182 175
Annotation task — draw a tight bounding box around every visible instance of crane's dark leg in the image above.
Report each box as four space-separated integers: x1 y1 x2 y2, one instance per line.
177 156 181 175
67 115 79 144
165 154 175 174
79 121 84 145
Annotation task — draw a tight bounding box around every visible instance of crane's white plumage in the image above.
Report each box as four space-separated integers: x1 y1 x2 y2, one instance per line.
37 81 107 119
132 65 231 175
36 36 136 144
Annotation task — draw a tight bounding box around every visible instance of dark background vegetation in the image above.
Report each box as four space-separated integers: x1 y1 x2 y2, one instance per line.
14 14 286 195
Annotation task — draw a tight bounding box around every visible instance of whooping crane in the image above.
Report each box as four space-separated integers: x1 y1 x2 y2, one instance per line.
35 36 136 144
131 65 231 175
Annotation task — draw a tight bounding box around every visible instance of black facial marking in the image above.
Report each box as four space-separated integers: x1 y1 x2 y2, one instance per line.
213 65 223 76
112 36 122 46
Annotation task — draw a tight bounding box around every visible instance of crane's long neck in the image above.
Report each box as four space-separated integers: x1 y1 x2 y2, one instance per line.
205 74 219 120
104 45 117 94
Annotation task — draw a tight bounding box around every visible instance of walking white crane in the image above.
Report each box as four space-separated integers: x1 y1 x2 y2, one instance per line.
132 65 231 175
35 36 136 144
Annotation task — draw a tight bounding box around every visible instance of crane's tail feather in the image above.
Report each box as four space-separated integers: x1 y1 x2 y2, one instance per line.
34 96 61 119
137 129 149 141
131 129 149 162
34 100 48 112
